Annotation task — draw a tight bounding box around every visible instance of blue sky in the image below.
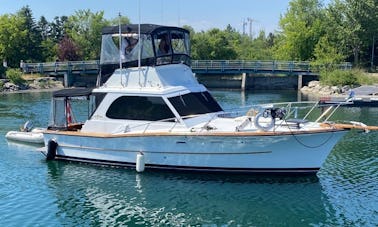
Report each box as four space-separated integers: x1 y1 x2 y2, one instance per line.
1 0 297 34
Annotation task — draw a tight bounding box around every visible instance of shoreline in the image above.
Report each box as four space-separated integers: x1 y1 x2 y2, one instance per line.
0 87 62 95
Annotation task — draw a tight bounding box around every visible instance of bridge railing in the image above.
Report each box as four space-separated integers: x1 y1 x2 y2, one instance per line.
21 60 100 74
191 60 352 73
21 60 352 75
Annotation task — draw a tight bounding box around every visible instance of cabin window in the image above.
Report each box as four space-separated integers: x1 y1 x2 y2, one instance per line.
168 92 223 117
106 96 175 121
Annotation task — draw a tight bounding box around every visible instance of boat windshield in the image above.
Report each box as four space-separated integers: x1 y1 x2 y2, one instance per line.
100 33 154 66
168 92 223 118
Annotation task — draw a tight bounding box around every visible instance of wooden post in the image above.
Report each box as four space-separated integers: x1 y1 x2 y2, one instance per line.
241 73 247 91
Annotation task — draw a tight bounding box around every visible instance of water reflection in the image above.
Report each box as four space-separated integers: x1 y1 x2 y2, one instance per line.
46 162 328 226
318 130 378 226
6 141 42 152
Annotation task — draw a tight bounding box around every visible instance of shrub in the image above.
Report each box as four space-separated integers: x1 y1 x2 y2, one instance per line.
320 69 359 86
5 68 25 85
356 72 378 85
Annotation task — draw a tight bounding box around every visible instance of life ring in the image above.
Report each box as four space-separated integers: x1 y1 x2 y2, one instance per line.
254 111 275 131
46 139 58 160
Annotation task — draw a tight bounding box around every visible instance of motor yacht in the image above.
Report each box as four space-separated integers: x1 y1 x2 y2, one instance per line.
41 24 376 174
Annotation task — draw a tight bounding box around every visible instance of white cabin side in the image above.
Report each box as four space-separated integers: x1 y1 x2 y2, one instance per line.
81 64 223 134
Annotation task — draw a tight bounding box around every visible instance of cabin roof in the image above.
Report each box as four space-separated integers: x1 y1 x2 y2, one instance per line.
101 24 189 35
53 88 93 98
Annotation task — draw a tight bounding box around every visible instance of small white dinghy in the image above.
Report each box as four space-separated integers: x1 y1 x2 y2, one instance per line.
5 121 44 144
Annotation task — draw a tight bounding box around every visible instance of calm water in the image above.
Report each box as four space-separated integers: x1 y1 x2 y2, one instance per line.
0 90 377 226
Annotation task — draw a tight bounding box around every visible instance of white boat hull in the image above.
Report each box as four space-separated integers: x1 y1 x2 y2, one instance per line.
42 130 347 173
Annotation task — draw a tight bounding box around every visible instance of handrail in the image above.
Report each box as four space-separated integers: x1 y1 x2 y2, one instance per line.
191 60 352 73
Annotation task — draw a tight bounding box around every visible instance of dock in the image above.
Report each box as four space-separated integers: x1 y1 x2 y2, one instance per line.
320 85 378 107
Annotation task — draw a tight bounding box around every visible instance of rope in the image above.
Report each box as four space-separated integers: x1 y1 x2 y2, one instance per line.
284 119 335 149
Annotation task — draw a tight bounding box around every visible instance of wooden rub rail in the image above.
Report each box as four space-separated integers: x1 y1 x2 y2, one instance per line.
321 123 378 131
332 123 378 131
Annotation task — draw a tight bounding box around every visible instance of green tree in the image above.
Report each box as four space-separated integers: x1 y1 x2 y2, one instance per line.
37 16 59 61
313 36 344 65
0 14 27 67
65 10 109 60
38 16 49 40
191 28 237 60
41 38 58 62
50 16 68 42
274 0 325 61
17 6 43 62
326 0 378 67
108 15 130 26
237 30 274 60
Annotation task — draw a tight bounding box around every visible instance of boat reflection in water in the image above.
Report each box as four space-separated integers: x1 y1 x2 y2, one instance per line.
46 161 330 226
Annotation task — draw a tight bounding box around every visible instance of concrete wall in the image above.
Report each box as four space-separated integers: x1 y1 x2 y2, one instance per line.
197 74 318 90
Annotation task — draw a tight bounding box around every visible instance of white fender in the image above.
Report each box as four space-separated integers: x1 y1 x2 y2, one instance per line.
136 153 145 172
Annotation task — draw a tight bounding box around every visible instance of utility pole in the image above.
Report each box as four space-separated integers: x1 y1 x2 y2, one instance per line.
242 19 247 35
247 17 254 39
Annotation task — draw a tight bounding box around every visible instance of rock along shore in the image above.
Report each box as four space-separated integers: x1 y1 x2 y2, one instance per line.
0 77 64 93
301 80 378 98
300 81 352 96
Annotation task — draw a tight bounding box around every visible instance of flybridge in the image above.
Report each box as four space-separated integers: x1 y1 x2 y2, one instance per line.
100 24 191 71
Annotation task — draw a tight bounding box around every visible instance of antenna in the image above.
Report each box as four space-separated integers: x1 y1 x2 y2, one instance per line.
178 0 181 26
118 12 122 69
161 0 164 24
138 0 141 69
